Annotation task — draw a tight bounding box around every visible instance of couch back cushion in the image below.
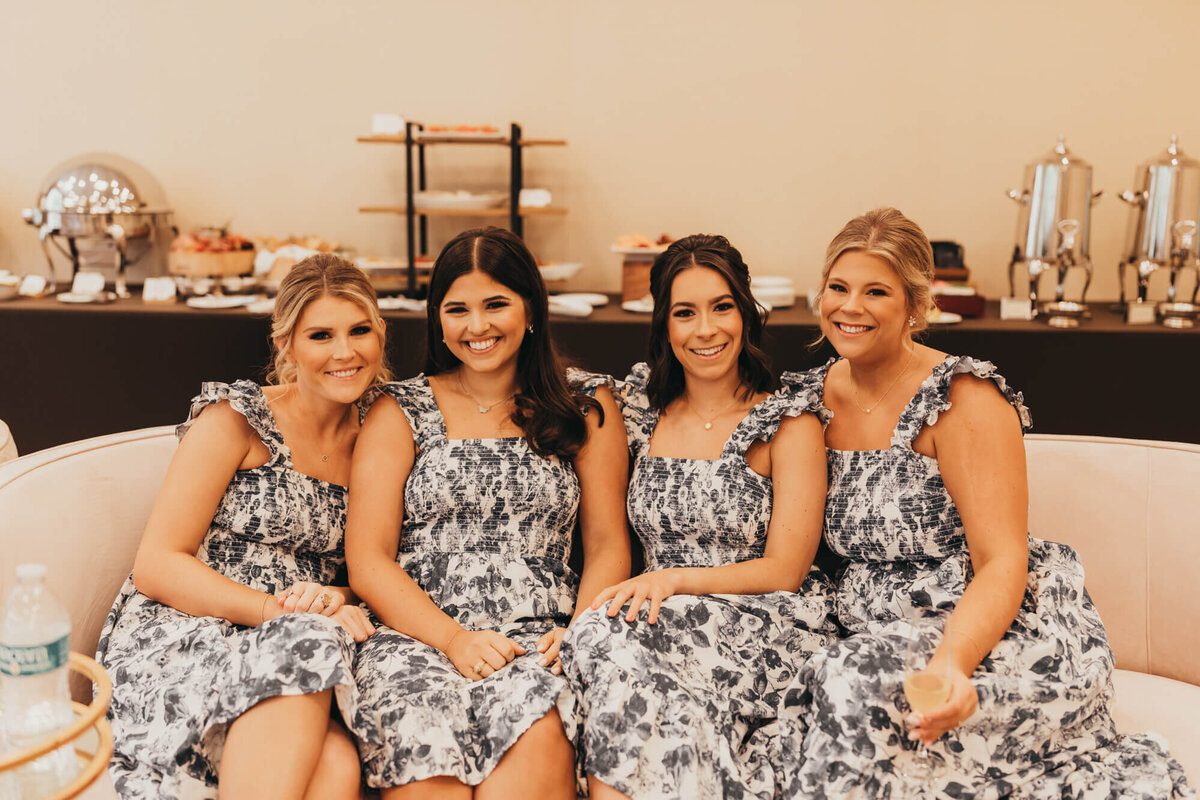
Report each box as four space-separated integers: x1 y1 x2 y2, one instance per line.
1025 434 1200 686
0 426 177 669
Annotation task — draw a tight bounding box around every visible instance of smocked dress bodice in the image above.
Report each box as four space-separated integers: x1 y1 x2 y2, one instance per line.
620 362 811 570
188 380 349 591
814 356 1031 564
376 374 585 630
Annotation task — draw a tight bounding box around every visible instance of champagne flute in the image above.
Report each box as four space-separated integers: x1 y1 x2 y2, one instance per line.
895 607 953 782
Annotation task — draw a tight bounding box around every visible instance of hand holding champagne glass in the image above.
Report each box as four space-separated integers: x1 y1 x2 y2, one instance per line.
896 607 953 782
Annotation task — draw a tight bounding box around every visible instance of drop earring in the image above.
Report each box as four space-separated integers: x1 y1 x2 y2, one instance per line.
527 324 534 333
908 315 917 327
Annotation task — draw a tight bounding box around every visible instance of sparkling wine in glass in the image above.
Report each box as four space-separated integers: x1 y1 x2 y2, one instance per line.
895 607 953 782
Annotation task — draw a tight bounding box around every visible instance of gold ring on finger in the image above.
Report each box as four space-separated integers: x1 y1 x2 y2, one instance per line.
473 660 486 674
320 592 332 609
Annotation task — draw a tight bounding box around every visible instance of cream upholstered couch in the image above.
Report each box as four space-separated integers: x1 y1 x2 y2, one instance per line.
0 428 1197 791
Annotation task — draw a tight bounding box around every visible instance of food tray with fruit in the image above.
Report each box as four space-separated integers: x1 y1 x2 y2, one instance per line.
169 230 256 278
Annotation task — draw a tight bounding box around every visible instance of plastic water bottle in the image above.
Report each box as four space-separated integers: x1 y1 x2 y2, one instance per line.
0 564 79 797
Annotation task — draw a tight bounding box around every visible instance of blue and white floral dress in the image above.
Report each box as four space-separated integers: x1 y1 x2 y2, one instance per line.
96 381 367 800
559 363 836 800
776 356 1194 799
350 371 608 790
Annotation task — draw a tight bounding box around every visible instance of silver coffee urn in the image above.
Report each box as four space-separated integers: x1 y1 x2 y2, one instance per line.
1006 135 1102 327
1116 136 1200 328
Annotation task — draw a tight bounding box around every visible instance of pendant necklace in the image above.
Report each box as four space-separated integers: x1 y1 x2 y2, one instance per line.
684 390 745 430
849 346 916 415
457 372 516 414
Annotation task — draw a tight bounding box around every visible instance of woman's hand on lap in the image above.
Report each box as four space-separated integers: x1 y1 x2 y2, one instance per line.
535 627 566 675
276 582 344 616
590 569 682 624
443 629 526 681
330 605 376 642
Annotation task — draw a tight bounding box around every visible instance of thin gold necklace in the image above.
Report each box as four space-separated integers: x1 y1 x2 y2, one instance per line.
683 389 745 430
457 371 516 415
849 347 916 415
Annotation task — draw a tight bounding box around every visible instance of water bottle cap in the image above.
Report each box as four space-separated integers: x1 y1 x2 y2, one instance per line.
15 563 47 580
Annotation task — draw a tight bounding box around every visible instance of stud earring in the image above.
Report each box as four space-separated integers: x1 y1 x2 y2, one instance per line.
527 324 534 333
907 315 917 327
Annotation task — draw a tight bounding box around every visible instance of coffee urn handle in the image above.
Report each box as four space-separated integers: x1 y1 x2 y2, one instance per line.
1119 190 1145 206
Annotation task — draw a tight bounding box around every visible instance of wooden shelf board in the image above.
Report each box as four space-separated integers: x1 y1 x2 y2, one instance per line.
358 206 568 217
357 135 566 147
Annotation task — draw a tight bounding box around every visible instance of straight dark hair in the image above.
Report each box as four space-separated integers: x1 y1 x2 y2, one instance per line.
645 234 774 411
425 226 602 460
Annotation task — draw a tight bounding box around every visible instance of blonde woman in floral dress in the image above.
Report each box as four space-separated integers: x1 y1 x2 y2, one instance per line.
98 255 386 799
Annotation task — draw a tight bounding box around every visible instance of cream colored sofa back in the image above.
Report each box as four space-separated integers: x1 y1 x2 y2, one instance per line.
0 419 17 464
0 426 177 672
1025 434 1200 687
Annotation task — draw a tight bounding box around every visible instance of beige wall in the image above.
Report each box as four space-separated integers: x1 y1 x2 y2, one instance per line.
2 0 1198 301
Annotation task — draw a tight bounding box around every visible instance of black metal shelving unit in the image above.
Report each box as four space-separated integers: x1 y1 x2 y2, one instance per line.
359 121 565 296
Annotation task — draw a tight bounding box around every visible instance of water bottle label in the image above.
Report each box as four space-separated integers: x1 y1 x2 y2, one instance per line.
0 635 70 676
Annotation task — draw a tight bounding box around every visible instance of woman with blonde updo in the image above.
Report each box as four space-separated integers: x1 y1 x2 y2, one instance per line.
775 208 1192 798
98 255 388 799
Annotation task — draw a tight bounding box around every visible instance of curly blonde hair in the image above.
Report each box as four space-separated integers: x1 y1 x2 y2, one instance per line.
267 254 392 390
817 207 935 335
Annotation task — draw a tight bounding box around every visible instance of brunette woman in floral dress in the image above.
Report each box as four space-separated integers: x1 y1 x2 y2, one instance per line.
97 256 385 799
559 234 836 800
776 208 1193 798
346 227 629 799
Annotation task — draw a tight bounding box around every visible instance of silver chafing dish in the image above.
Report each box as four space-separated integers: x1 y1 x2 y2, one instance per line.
1116 136 1200 327
21 161 175 297
1006 136 1102 327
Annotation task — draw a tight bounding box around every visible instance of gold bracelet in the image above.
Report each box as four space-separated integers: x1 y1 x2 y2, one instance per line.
260 593 272 624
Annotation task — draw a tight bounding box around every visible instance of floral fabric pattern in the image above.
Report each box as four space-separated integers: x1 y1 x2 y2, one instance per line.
351 371 608 790
96 381 364 800
774 356 1194 799
559 362 837 800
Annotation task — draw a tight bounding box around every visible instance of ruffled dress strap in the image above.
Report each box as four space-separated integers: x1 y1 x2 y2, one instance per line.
612 362 658 458
176 380 291 468
722 384 822 458
565 368 614 418
779 358 838 429
371 376 444 452
893 355 1033 449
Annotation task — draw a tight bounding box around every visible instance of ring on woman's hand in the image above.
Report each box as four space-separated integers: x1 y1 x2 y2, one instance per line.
473 660 486 674
320 592 332 609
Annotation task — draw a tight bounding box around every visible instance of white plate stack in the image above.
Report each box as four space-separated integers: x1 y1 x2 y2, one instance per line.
751 276 796 309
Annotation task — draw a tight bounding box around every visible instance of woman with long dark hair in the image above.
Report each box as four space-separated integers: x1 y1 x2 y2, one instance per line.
558 234 836 800
346 227 630 799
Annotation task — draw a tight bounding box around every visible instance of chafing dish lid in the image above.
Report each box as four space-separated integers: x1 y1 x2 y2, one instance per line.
39 164 144 214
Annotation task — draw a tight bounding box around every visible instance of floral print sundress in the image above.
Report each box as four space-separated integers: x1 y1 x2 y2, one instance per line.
350 371 608 790
559 362 837 800
96 381 367 800
776 356 1194 799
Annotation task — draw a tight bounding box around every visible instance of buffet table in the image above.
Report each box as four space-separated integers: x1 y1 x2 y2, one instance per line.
1 296 1196 453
